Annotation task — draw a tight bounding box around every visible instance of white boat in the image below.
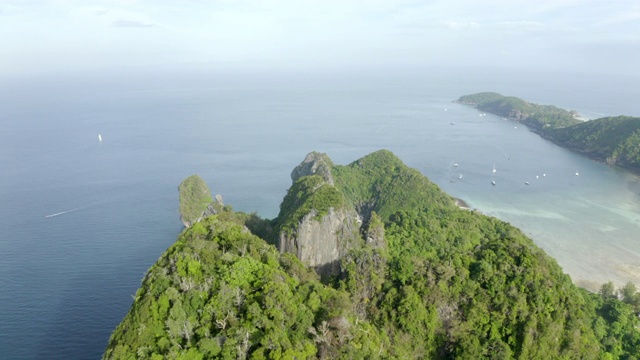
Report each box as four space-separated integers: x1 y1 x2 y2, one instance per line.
454 163 459 167
575 171 579 176
98 134 103 142
492 164 496 173
491 181 496 186
459 174 463 180
525 181 530 185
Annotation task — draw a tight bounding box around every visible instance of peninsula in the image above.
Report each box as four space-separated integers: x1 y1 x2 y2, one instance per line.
456 92 640 173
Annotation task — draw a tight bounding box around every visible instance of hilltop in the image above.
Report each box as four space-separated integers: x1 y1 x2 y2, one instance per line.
104 150 640 359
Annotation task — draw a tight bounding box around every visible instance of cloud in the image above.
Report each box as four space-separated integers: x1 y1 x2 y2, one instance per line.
596 7 640 27
443 21 481 30
441 20 546 32
493 21 546 30
112 19 156 28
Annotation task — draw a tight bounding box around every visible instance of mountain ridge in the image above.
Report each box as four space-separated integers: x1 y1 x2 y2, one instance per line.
104 150 640 359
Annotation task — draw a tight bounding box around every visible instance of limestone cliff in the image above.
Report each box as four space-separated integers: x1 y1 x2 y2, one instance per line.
363 211 385 249
278 207 361 277
290 151 335 185
275 152 395 278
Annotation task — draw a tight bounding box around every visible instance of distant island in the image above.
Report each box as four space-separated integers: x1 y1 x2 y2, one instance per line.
104 150 640 359
456 92 640 173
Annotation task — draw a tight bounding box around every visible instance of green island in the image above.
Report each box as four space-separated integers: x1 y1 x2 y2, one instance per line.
104 150 640 359
456 92 640 173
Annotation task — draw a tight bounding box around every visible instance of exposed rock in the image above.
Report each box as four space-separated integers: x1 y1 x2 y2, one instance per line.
364 212 385 249
181 195 224 228
178 174 224 227
278 207 361 278
291 151 335 185
277 153 394 278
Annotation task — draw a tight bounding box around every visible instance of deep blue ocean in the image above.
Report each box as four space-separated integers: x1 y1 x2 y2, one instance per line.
1 67 640 359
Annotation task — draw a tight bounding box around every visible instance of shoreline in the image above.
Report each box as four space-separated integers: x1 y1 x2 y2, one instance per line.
454 198 471 209
452 196 610 293
454 95 640 176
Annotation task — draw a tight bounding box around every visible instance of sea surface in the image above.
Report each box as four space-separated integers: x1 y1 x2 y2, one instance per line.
1 67 640 359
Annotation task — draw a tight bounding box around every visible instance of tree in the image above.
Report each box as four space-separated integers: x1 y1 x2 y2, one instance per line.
620 281 639 308
600 282 617 300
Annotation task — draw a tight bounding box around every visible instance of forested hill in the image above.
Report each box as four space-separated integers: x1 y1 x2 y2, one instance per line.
545 116 640 172
456 92 581 129
104 150 640 359
457 92 640 173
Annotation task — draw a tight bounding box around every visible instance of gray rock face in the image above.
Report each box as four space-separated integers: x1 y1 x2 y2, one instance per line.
181 195 224 228
291 152 335 185
278 207 361 277
278 152 389 277
365 221 385 249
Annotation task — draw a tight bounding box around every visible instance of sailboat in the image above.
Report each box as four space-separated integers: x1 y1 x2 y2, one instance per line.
98 134 103 142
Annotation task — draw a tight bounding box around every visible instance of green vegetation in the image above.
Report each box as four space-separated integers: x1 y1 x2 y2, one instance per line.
103 211 390 359
457 92 640 173
178 175 214 225
457 92 580 130
276 174 345 236
456 92 504 105
105 151 640 359
330 150 453 220
546 116 640 172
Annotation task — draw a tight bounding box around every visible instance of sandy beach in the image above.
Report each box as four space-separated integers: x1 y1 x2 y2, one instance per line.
454 198 471 209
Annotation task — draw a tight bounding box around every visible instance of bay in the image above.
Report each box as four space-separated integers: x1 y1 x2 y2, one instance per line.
0 67 639 359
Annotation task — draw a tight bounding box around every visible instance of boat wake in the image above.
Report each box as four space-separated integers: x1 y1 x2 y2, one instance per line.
45 208 81 218
44 198 113 218
375 125 388 133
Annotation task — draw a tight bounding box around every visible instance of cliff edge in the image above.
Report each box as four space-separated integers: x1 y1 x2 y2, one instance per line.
178 174 223 227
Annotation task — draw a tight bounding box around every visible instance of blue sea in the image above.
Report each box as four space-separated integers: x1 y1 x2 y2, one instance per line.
1 67 640 359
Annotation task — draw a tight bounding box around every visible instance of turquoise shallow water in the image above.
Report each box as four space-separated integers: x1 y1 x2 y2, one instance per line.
0 68 639 359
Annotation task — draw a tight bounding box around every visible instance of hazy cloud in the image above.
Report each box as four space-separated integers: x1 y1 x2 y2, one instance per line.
0 0 638 76
443 21 481 30
112 19 156 28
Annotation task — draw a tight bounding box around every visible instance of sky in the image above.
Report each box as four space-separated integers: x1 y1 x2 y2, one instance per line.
1 0 639 77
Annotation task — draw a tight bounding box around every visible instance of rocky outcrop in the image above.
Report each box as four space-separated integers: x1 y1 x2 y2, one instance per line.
278 207 362 277
276 152 395 278
178 174 224 227
364 212 385 249
180 195 224 228
290 151 335 185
